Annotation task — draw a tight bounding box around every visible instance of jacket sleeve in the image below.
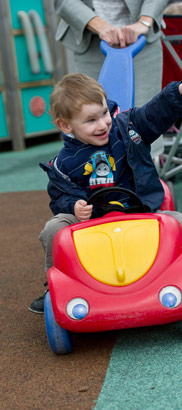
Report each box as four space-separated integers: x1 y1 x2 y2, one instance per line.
48 180 88 216
126 0 168 43
139 0 169 33
40 160 89 216
54 0 96 45
129 81 182 145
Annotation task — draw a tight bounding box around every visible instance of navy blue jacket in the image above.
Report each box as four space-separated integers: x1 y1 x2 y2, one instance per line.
40 81 182 216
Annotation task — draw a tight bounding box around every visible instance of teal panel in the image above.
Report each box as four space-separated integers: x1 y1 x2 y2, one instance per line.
9 0 46 29
14 36 52 82
21 86 56 134
0 93 8 138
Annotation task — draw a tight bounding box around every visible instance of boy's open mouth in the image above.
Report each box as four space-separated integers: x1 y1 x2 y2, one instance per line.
95 130 108 139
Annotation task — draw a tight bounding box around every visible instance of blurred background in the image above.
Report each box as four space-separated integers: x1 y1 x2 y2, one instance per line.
0 0 181 209
0 0 72 152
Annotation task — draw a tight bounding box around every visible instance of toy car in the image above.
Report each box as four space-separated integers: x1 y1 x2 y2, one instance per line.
44 186 182 354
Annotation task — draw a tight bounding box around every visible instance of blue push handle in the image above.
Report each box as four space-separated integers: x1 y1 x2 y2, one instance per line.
98 35 146 111
100 35 146 59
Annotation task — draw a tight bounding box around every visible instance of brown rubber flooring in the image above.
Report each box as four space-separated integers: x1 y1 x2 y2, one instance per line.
1 191 117 410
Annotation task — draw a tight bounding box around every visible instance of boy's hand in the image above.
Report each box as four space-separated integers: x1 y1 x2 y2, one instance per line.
179 83 182 95
74 200 93 222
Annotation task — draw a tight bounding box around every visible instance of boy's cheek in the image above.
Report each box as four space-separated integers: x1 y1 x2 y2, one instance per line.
108 123 112 133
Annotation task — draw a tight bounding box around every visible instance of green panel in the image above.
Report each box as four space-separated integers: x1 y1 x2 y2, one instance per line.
14 36 52 82
9 0 46 29
0 93 8 138
21 86 56 134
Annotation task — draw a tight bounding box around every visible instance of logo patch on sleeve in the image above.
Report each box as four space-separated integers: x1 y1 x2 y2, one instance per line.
129 129 141 144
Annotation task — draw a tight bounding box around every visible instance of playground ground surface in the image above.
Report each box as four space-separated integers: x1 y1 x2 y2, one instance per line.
1 140 182 410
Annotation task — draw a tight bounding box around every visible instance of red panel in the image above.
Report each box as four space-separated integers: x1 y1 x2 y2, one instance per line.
162 16 182 88
160 180 175 211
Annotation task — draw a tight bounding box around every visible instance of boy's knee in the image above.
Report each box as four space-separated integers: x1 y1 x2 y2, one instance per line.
40 217 61 243
39 213 79 244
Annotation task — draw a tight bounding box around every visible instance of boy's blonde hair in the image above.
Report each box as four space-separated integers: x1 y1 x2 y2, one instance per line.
49 73 107 123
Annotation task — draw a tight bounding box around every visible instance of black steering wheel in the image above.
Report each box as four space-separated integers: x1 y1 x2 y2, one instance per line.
87 187 146 214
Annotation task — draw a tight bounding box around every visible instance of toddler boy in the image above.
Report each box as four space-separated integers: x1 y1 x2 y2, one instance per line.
29 73 182 313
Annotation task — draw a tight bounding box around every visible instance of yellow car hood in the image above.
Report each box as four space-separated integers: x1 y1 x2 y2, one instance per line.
73 219 159 286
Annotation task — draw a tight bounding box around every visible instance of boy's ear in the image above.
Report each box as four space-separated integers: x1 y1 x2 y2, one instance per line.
56 118 72 134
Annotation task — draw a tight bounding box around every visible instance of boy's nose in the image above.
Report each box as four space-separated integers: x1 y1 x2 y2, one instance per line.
98 118 107 129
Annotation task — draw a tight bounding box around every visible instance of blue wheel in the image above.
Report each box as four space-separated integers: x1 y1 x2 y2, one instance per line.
44 291 73 354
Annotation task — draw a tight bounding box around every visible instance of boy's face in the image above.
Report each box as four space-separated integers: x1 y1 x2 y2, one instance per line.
57 97 112 146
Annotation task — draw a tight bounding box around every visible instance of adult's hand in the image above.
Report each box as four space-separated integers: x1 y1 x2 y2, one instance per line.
121 21 149 46
87 16 154 48
87 16 125 47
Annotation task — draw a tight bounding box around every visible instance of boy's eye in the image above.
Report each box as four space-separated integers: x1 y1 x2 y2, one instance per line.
103 109 109 116
87 118 95 123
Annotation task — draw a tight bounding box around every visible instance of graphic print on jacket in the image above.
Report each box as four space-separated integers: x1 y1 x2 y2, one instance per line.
84 151 116 189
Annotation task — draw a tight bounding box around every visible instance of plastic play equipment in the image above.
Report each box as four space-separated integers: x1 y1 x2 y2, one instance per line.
98 35 146 110
44 187 182 354
18 10 40 74
18 9 54 75
44 37 182 354
28 10 54 74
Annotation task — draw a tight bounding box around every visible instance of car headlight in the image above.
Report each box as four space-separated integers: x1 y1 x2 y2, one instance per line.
159 286 182 308
66 298 89 320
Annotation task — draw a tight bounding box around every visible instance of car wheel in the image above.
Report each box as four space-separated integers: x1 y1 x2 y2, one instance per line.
44 291 73 354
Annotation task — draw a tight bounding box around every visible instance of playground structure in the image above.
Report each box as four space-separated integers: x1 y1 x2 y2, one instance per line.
0 0 64 150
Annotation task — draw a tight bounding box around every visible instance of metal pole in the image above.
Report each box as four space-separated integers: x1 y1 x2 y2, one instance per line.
160 124 182 179
0 0 25 150
43 0 65 81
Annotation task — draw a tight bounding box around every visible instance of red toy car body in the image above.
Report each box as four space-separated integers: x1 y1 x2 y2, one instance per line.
48 212 182 333
44 185 182 354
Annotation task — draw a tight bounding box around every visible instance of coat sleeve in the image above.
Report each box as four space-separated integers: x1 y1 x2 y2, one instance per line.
40 161 89 216
126 0 168 42
139 0 169 33
129 81 182 145
53 0 96 45
47 181 87 215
